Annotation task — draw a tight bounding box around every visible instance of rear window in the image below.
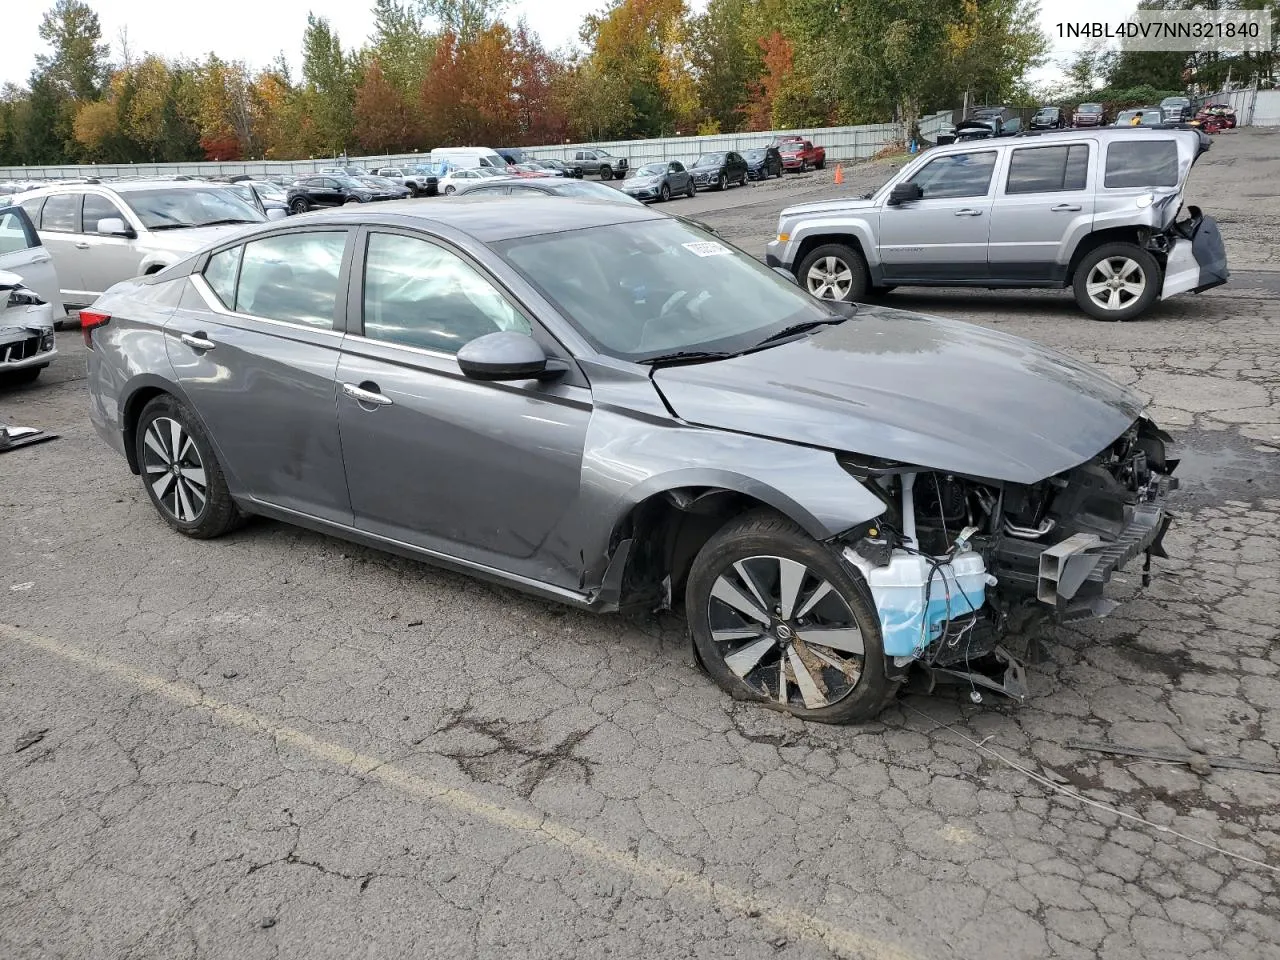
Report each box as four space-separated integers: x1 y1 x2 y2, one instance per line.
41 193 80 232
1105 140 1179 188
1006 144 1090 194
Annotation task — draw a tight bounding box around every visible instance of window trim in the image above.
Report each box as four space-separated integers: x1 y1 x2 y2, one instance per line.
905 149 999 200
1003 143 1091 196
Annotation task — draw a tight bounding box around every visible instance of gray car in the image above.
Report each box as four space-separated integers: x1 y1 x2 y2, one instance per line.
621 162 695 202
766 127 1228 320
15 181 276 309
87 198 1177 723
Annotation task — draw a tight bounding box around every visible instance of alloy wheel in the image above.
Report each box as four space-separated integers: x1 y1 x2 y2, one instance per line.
805 256 854 299
141 417 208 523
1085 257 1147 312
706 555 865 709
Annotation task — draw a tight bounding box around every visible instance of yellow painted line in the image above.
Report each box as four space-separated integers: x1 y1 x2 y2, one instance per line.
2 623 915 960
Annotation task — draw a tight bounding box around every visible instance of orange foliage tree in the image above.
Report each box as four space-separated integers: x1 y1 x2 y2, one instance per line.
354 58 419 153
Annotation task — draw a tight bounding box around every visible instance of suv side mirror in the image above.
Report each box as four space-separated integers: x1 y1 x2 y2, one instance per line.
887 182 923 205
457 331 562 382
96 217 134 237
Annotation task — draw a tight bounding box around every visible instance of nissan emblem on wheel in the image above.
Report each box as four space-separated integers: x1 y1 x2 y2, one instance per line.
88 196 1179 723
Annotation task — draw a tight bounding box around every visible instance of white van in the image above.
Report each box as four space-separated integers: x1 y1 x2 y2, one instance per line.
429 147 507 171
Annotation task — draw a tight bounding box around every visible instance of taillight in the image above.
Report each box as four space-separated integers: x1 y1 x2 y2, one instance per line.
80 310 110 347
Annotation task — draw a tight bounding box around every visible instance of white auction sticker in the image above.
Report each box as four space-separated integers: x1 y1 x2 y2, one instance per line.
683 241 732 257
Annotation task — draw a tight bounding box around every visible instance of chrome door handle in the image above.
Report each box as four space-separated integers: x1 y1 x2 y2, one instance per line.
180 333 216 351
75 242 91 249
342 382 393 406
954 209 983 217
1051 203 1082 212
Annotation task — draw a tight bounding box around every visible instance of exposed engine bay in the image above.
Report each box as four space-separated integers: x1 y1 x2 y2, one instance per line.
842 417 1178 701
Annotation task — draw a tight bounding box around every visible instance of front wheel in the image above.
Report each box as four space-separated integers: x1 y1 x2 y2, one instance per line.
599 165 613 181
687 511 897 724
1073 243 1160 321
659 183 671 202
1 366 43 386
444 185 456 195
796 243 868 302
799 159 809 173
406 183 420 198
716 172 727 191
289 198 309 214
135 395 243 539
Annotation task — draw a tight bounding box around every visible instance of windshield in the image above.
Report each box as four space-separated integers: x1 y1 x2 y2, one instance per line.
252 182 286 200
333 176 367 190
552 180 642 204
635 163 666 177
743 149 765 160
122 187 265 229
694 154 723 167
1035 108 1056 116
496 219 834 362
1079 104 1102 113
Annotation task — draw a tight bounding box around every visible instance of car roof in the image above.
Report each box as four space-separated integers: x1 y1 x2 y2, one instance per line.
17 179 240 196
247 195 665 243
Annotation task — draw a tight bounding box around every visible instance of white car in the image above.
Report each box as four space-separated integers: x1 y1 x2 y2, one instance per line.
0 205 59 384
14 180 280 309
437 167 505 195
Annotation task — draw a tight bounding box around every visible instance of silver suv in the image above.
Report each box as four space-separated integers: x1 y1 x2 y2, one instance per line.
15 180 279 310
766 127 1229 321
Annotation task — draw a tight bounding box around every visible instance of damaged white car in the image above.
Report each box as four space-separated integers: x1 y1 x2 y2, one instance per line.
0 205 59 384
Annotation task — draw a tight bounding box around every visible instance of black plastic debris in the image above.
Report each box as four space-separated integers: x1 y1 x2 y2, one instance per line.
1 421 58 453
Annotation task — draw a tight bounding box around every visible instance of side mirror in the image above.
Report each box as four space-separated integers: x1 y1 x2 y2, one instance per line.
772 266 799 285
96 217 133 237
887 182 923 205
457 331 561 382
266 207 287 221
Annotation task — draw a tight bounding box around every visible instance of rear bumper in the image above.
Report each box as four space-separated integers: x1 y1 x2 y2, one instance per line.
1160 208 1229 299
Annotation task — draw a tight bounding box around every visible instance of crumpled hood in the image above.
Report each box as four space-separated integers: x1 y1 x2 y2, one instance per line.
651 306 1146 484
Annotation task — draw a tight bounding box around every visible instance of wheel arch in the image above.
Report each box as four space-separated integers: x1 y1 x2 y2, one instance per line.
1067 227 1166 286
792 230 874 278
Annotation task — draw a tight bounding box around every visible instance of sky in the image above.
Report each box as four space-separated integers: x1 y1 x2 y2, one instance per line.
5 0 1129 93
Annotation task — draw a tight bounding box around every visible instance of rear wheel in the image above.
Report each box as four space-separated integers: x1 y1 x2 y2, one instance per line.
1073 243 1160 321
816 157 825 170
135 395 242 539
797 243 869 302
686 179 696 198
444 185 456 195
687 511 897 724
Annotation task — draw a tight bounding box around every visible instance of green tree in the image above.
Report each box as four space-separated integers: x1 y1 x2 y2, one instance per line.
689 0 760 133
35 0 109 100
370 0 434 96
301 14 355 156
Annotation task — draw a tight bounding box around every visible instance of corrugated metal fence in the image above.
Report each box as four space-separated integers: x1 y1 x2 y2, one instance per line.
0 113 952 181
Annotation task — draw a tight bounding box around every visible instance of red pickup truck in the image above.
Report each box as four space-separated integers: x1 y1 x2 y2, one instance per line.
774 137 825 172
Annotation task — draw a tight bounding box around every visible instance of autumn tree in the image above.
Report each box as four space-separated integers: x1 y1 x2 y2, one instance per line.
582 0 688 137
354 59 419 152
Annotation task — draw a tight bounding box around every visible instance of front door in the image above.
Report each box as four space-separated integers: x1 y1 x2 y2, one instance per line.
988 142 1095 283
0 206 63 313
31 193 88 305
877 149 998 283
164 227 354 524
336 228 591 582
77 191 144 300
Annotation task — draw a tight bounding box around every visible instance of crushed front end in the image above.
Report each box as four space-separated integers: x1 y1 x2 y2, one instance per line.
840 417 1178 701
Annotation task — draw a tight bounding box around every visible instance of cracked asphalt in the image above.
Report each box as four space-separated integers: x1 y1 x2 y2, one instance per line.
2 129 1279 960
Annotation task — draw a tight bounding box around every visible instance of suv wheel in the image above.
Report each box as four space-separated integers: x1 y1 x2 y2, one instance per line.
716 172 728 191
659 183 671 202
797 244 868 302
599 165 613 180
687 511 898 724
1073 243 1160 321
289 198 309 214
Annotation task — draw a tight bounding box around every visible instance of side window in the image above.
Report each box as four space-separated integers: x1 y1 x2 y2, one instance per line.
1105 140 1179 188
0 207 39 255
1005 144 1090 194
18 196 46 226
40 193 81 233
82 193 128 233
670 162 684 173
235 231 347 327
362 232 531 353
203 245 242 308
907 152 997 199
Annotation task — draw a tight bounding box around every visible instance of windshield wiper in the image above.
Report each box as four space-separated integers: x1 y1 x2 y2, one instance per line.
753 316 847 347
196 218 261 226
147 222 199 230
638 350 736 367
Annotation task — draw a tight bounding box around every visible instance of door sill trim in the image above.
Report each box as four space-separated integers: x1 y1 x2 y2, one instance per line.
243 497 596 609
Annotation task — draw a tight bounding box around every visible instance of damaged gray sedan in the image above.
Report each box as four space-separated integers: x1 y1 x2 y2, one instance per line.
86 198 1176 722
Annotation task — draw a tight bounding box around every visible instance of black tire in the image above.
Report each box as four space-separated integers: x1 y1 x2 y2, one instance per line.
816 157 825 170
444 185 456 195
687 510 898 724
800 159 809 173
1072 242 1161 321
686 179 696 198
796 243 869 302
343 197 360 205
659 183 671 202
773 163 782 179
406 183 419 198
716 172 727 191
1 366 43 386
864 285 896 299
135 395 243 539
599 165 612 181
289 198 309 214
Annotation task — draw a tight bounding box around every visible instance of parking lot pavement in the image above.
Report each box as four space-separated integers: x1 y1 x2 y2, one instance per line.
3 133 1280 960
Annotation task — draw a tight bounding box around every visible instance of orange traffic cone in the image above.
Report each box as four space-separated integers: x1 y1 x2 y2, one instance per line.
834 164 844 185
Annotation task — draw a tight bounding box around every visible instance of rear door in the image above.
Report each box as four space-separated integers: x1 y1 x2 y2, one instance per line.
77 191 145 299
987 141 1094 283
31 193 88 305
165 227 354 524
877 149 998 282
0 205 63 314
